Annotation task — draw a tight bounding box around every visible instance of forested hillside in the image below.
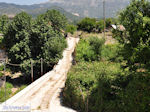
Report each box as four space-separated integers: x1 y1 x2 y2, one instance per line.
0 3 80 23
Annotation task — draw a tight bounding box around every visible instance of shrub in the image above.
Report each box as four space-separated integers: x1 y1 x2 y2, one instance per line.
88 36 105 58
76 37 104 61
76 39 95 61
101 44 123 62
63 61 123 112
66 24 77 34
77 18 96 33
43 37 67 66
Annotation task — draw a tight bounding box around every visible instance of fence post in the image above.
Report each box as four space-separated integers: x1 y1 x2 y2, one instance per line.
4 60 6 105
31 60 33 82
41 58 43 76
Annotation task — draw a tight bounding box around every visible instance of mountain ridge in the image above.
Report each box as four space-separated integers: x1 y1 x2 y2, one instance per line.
0 2 80 23
0 0 149 19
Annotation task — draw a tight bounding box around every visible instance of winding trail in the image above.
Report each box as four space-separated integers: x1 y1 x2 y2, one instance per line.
0 37 79 112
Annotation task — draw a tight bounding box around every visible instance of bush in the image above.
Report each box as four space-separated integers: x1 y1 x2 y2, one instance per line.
76 39 95 61
63 61 123 112
66 24 77 34
76 37 104 61
43 37 67 66
64 60 150 112
77 18 96 33
101 44 123 62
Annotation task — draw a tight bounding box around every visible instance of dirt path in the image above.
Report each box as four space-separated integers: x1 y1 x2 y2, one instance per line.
0 37 79 112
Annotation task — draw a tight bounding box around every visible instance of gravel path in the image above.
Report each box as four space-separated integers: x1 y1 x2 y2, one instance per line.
0 37 79 112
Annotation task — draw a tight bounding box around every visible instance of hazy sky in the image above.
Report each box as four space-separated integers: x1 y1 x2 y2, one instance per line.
0 0 49 5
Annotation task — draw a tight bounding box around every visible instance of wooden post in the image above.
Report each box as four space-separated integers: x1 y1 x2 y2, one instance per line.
41 58 43 76
31 60 33 82
4 60 6 105
103 0 106 39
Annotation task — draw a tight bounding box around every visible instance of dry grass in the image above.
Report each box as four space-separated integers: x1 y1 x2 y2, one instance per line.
75 31 117 45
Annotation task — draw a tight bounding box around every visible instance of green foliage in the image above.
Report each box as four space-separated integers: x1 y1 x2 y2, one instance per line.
63 61 123 112
114 0 150 68
65 24 77 34
43 37 67 66
0 36 5 49
77 18 96 33
4 12 32 64
96 20 104 32
78 17 114 33
0 82 13 102
30 14 61 59
0 72 4 77
64 61 150 112
101 44 123 62
42 10 68 32
0 65 4 71
105 18 113 28
0 15 9 33
76 37 104 61
76 39 95 61
3 10 67 77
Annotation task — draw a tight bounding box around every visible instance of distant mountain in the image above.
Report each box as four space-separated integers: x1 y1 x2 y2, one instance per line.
0 0 149 20
0 2 81 23
44 0 131 18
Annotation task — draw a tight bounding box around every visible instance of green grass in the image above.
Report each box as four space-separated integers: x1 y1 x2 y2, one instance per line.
0 82 27 102
0 82 13 102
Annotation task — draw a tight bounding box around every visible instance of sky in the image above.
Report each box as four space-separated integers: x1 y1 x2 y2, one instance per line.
0 0 49 5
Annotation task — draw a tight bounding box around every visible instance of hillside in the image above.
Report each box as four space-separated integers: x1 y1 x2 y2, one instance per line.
0 2 80 23
0 0 131 20
45 0 131 18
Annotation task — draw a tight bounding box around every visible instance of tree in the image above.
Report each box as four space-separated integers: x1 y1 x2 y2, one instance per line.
42 10 68 32
114 0 150 68
4 12 32 64
4 10 68 77
30 14 62 59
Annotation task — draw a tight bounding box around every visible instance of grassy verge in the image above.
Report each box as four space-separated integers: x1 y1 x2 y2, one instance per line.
0 83 27 102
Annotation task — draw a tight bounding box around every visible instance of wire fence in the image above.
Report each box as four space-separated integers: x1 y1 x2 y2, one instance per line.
0 58 46 103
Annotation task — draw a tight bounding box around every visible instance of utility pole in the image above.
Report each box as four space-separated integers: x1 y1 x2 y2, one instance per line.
41 58 43 76
103 0 106 39
31 60 33 82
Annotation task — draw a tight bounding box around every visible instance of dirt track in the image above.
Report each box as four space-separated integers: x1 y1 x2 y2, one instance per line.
1 37 79 112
